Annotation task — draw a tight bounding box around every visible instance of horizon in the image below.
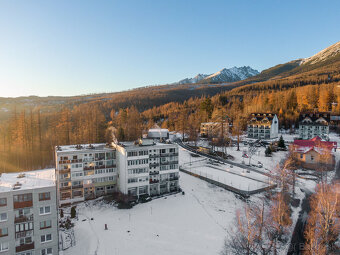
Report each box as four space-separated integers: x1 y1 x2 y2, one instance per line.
1 0 340 97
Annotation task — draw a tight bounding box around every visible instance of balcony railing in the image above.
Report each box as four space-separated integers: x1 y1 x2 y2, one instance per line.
14 201 33 209
169 176 179 181
16 242 34 253
149 154 160 158
15 230 33 239
14 214 33 223
106 164 116 168
160 153 170 157
84 166 94 170
149 179 160 184
95 165 106 169
169 152 178 156
59 168 70 174
160 161 170 165
59 160 70 164
149 171 160 175
60 186 71 191
71 159 82 163
72 184 83 189
149 163 159 167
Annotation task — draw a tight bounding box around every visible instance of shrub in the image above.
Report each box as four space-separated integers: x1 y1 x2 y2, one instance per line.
70 206 76 219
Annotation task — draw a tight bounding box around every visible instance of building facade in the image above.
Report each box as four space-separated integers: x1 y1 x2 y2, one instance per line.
247 113 279 139
0 169 58 255
55 144 118 206
298 112 330 140
200 122 230 138
114 139 180 198
291 136 337 170
147 128 169 140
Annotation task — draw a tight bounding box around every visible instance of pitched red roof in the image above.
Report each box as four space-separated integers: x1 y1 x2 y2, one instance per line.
293 136 337 153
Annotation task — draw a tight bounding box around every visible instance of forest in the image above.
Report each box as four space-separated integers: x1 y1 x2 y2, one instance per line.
1 56 340 173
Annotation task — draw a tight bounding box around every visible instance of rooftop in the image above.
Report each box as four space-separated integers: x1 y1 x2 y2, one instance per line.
56 143 115 153
117 139 175 149
0 168 55 192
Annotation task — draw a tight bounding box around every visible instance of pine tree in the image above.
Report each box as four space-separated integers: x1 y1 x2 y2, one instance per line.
278 135 286 149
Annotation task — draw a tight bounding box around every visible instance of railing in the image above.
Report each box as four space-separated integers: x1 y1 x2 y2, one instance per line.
71 159 82 163
16 242 34 252
160 179 169 183
169 176 179 181
160 153 170 157
149 171 160 175
169 152 178 156
15 230 33 239
149 154 159 158
160 161 170 165
169 161 178 164
95 165 106 169
72 184 83 189
84 166 94 170
15 214 34 223
149 179 159 184
59 168 70 174
149 163 159 167
60 186 71 191
106 164 116 168
14 201 33 209
59 160 70 164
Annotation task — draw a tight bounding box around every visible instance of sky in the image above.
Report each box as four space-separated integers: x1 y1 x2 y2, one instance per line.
0 0 339 97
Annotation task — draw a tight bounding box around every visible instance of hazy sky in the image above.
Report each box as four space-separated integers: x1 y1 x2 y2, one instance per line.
0 0 339 97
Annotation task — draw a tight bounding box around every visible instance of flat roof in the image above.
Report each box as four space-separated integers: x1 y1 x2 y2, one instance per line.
56 143 115 153
0 168 55 192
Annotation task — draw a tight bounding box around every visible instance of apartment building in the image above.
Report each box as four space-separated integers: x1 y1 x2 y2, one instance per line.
200 122 230 138
298 112 330 140
247 113 279 139
55 144 117 206
0 169 58 255
113 139 180 197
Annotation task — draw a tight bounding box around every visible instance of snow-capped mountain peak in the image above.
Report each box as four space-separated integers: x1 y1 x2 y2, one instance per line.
173 66 259 85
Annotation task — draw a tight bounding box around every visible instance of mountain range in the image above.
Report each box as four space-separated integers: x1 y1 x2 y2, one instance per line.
174 66 259 85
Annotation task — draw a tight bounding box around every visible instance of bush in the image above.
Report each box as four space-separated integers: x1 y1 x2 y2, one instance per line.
70 206 76 219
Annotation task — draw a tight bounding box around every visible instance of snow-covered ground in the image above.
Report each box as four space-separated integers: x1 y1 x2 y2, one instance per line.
179 147 272 192
61 173 245 255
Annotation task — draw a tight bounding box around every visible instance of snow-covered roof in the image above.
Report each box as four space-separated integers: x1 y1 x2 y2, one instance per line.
0 168 55 192
56 143 114 153
148 128 169 133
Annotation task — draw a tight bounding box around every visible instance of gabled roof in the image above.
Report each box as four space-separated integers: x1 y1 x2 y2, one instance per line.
249 113 276 122
292 136 336 154
299 112 330 123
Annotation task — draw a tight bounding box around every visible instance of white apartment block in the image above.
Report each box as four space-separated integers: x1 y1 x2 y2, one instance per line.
113 139 180 197
200 122 230 138
247 113 279 140
55 144 118 206
298 112 330 140
0 169 58 255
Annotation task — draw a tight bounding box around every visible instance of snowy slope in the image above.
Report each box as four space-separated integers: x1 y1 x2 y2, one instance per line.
174 66 259 85
301 41 340 65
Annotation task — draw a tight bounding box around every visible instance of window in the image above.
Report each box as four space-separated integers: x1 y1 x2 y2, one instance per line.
39 192 51 201
0 198 6 207
0 242 8 252
39 206 51 215
300 154 303 159
0 213 7 222
311 155 314 161
15 222 33 233
0 227 8 237
41 248 52 255
40 220 52 229
41 234 52 243
14 193 32 203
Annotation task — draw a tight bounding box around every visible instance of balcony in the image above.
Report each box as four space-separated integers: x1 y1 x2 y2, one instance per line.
149 163 159 167
59 168 70 174
160 153 170 157
149 179 160 184
160 161 170 165
71 159 82 163
84 166 94 170
59 160 70 164
16 242 34 253
14 214 34 223
95 165 106 169
106 164 116 168
169 176 179 181
169 152 178 156
60 186 71 191
14 201 33 209
149 171 160 175
169 160 178 165
15 230 33 239
72 184 83 189
160 179 169 183
149 154 160 158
